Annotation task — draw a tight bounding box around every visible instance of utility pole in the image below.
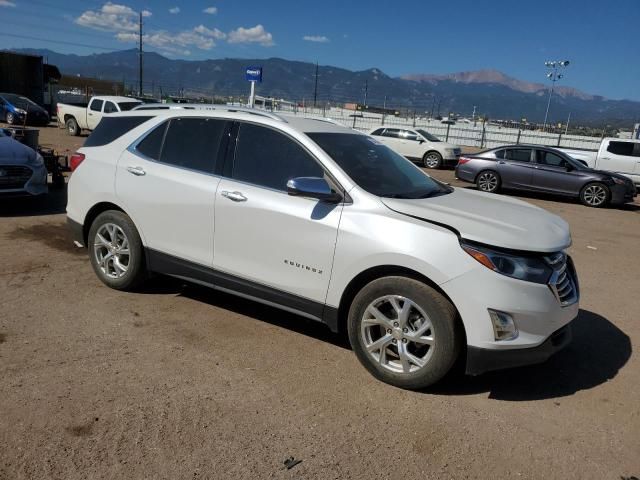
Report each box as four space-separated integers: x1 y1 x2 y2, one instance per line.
138 11 143 97
363 79 368 107
313 62 318 108
564 111 571 135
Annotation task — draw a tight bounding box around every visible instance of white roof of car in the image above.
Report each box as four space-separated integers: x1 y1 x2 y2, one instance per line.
97 96 143 103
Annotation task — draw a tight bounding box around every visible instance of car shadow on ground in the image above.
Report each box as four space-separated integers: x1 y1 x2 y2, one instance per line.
144 278 631 400
0 183 67 217
432 309 631 400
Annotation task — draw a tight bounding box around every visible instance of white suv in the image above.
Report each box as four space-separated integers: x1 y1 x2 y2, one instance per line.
67 108 579 390
368 127 461 169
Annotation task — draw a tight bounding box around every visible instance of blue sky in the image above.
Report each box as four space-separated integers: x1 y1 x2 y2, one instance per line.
2 0 639 100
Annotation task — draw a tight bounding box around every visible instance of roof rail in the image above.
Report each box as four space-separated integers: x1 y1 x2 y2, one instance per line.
222 106 287 123
130 103 287 122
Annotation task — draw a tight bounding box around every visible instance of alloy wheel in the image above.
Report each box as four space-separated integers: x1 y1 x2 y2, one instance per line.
93 223 130 279
360 295 435 374
583 184 607 206
478 172 498 192
425 153 441 168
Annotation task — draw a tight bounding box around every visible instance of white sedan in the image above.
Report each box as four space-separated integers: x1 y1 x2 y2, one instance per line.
368 126 461 169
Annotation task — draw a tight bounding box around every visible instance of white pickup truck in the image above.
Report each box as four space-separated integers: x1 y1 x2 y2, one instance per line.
56 96 143 136
559 138 640 187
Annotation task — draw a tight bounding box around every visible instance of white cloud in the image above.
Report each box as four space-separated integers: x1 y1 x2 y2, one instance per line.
228 24 273 46
141 9 152 17
194 25 226 40
0 0 17 7
203 6 217 14
303 35 329 43
168 6 180 14
76 2 139 32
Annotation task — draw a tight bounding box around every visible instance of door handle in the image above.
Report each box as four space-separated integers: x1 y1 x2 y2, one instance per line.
221 190 247 202
126 166 146 176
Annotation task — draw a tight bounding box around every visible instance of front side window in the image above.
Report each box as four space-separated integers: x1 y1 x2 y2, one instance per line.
504 148 532 163
607 141 635 156
371 128 384 136
90 99 104 112
416 129 441 142
308 133 450 199
536 150 567 167
158 117 227 173
382 128 400 138
104 101 117 114
401 130 419 141
232 123 324 191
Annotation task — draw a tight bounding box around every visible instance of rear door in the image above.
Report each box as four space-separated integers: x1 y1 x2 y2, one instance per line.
116 116 230 266
530 149 585 195
599 140 640 175
397 129 422 158
377 128 403 154
495 148 536 188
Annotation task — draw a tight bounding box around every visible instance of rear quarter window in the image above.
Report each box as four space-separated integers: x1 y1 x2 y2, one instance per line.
84 116 152 147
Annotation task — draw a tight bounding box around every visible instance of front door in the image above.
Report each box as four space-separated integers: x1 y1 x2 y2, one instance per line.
213 122 343 305
530 149 585 195
600 140 640 175
115 117 229 266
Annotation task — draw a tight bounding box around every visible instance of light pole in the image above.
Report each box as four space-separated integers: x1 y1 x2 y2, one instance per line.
542 60 569 132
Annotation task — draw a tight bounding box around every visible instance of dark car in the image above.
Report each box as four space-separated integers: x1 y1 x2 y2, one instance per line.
455 145 637 207
0 93 50 126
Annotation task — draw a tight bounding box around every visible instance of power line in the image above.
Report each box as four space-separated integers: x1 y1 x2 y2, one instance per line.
0 32 123 52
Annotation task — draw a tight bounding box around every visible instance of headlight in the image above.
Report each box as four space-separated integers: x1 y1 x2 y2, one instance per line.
610 177 626 186
27 153 45 167
15 108 27 115
461 241 553 284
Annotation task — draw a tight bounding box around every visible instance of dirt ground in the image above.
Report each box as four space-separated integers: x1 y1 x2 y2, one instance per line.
0 125 639 479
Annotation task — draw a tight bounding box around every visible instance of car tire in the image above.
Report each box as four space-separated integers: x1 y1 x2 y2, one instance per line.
423 151 443 169
88 210 147 291
347 276 461 390
580 182 610 208
6 112 15 125
476 170 501 193
66 117 80 136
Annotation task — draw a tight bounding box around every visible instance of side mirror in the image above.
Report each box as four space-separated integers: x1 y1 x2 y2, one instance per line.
418 138 425 144
564 163 574 172
287 177 342 203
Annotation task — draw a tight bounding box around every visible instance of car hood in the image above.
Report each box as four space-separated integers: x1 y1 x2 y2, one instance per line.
0 136 38 165
381 188 571 252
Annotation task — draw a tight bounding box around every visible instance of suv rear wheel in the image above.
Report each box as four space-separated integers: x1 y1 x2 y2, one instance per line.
66 117 80 136
347 276 461 390
88 210 147 290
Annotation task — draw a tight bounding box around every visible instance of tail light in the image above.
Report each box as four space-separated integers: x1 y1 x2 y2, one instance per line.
457 156 472 165
69 152 85 172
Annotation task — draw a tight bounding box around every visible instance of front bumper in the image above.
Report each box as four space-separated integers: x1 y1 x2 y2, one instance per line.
0 163 48 196
466 323 573 375
610 183 637 204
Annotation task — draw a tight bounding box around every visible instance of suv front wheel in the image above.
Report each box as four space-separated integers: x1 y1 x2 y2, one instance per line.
88 210 147 290
348 276 461 390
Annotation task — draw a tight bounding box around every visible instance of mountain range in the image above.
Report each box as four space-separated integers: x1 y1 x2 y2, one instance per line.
10 48 640 126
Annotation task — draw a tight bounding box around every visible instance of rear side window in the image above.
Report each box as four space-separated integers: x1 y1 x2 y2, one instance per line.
103 101 117 114
232 123 324 191
504 148 531 163
89 99 103 112
84 116 152 147
159 117 227 173
382 128 400 138
136 122 167 160
607 141 636 156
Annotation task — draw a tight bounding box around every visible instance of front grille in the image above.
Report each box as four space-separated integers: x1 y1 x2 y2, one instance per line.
453 148 462 156
548 254 578 306
0 165 32 190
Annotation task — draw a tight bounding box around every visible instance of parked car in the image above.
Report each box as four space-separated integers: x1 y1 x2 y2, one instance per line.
558 138 640 188
57 96 143 136
368 126 461 169
0 93 50 126
0 128 47 196
67 109 578 390
455 145 637 207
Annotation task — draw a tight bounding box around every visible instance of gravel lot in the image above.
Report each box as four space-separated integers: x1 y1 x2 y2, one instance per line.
1 124 639 479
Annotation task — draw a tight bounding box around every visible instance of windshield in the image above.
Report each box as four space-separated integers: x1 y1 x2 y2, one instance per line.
307 132 451 199
118 101 143 111
416 129 441 142
2 94 38 109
